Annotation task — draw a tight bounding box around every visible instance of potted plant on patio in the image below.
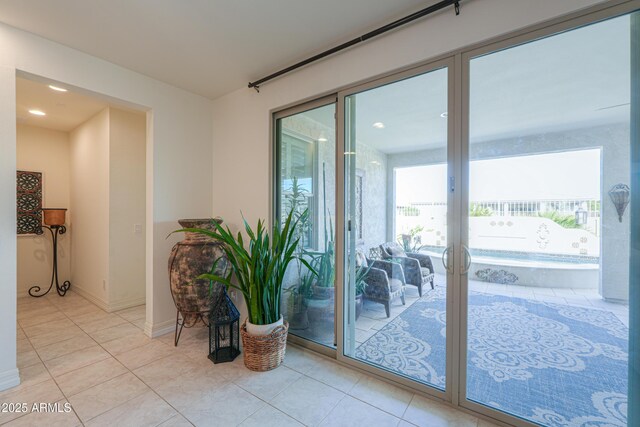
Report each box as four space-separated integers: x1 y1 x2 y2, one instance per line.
182 209 314 371
285 269 314 330
398 225 426 253
309 228 335 300
282 177 314 330
305 220 335 324
354 265 369 320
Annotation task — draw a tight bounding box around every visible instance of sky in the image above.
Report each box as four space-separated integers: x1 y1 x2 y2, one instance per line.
395 149 601 204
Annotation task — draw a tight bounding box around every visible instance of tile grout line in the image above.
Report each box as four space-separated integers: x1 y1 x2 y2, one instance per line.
17 287 626 427
400 394 415 421
4 326 48 425
127 373 196 427
19 292 150 425
17 297 88 426
69 298 160 424
314 393 347 427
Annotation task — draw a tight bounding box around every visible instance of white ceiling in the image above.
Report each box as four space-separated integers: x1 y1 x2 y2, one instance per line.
0 0 432 99
6 2 630 150
292 15 630 155
16 77 110 131
351 14 630 153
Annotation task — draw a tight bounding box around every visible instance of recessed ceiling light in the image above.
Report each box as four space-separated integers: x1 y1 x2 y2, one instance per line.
48 85 67 92
28 109 46 116
372 122 385 129
440 112 448 118
317 131 328 142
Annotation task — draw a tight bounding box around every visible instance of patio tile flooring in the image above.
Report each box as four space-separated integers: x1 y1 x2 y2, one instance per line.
355 273 629 344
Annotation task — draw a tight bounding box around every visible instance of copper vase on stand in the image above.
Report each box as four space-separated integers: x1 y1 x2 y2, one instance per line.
29 208 71 297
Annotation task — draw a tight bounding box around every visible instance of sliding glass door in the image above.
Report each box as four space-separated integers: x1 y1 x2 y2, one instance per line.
274 98 337 349
272 5 637 426
340 61 455 396
461 11 634 426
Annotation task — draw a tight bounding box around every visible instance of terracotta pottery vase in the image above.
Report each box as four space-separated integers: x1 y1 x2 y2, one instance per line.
168 218 227 325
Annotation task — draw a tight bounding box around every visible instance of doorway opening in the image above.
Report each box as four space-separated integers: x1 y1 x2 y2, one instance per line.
16 73 148 374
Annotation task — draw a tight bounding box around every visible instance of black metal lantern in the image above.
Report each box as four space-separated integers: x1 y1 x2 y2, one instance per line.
209 288 240 364
575 206 588 226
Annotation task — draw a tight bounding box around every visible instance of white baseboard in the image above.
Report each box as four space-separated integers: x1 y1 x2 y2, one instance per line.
603 297 629 304
70 287 145 313
107 296 146 313
0 368 20 392
70 286 110 311
144 318 175 339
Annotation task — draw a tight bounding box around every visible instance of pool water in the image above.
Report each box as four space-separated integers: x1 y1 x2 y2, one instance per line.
421 246 599 265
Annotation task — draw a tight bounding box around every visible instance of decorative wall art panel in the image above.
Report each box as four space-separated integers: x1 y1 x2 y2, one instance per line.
16 170 42 235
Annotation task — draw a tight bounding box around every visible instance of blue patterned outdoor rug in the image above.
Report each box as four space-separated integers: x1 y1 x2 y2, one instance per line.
356 288 628 427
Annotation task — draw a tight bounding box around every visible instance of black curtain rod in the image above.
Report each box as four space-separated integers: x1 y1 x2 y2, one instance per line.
248 0 461 92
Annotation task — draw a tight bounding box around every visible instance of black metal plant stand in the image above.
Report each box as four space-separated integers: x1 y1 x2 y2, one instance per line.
29 225 71 297
174 310 209 346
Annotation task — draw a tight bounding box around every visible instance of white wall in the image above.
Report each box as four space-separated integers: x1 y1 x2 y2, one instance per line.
0 23 213 390
69 108 110 305
69 107 146 311
211 0 608 318
0 68 18 391
109 108 146 309
212 0 606 225
16 124 71 295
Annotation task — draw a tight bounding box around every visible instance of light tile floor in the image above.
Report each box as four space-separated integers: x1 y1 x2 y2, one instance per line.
7 291 497 427
355 274 629 344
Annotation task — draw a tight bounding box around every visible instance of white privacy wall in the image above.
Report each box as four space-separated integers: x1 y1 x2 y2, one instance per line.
109 108 147 310
211 0 607 318
0 23 213 390
70 109 110 306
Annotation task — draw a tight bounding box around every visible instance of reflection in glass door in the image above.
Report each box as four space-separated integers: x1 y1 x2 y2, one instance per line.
342 65 452 391
275 101 336 348
464 13 632 426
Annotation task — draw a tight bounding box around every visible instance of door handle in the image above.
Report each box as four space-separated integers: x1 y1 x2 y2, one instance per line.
442 246 454 275
461 245 472 274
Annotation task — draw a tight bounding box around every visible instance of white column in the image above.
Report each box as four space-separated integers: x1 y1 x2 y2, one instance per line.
0 66 20 391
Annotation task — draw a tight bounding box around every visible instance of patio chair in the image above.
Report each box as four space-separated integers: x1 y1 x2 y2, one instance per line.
356 250 405 318
379 242 435 297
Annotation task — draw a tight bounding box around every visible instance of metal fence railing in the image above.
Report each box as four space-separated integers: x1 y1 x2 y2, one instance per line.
396 199 600 219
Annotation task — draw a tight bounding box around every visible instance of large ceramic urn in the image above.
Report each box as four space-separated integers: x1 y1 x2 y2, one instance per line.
169 218 228 326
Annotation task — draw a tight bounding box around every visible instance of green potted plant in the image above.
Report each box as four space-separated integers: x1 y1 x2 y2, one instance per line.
282 177 314 330
284 269 314 330
309 220 335 300
398 225 426 253
179 209 313 370
354 264 370 320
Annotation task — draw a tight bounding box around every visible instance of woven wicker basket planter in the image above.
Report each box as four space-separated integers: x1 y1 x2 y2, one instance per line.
240 320 289 371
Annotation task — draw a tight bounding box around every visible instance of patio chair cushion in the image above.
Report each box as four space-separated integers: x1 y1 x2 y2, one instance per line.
355 250 368 268
368 247 383 260
421 267 434 278
389 278 403 293
387 245 406 257
364 276 404 300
